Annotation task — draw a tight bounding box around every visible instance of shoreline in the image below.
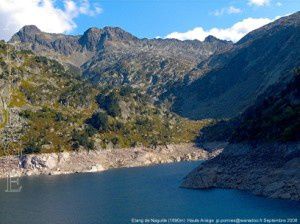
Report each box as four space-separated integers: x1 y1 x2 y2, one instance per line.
181 142 300 201
0 143 223 179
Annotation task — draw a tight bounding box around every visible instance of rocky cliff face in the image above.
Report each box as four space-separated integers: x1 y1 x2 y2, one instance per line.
172 12 300 119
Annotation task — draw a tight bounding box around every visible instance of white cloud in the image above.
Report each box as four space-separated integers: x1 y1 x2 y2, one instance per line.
276 2 282 6
213 6 242 16
165 17 275 42
248 0 270 7
0 0 102 40
65 0 102 17
228 6 242 14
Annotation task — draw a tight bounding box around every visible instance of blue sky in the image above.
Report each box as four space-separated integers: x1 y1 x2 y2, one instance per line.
0 0 299 41
70 0 299 39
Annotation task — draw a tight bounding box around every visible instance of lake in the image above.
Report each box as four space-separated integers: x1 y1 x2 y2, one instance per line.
0 161 299 224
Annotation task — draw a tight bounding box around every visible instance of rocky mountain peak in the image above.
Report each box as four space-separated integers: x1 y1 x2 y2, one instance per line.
102 26 138 41
204 35 232 45
204 35 219 42
20 25 41 33
79 27 102 50
78 26 138 50
10 25 41 42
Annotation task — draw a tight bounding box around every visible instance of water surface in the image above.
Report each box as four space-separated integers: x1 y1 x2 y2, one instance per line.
0 161 299 224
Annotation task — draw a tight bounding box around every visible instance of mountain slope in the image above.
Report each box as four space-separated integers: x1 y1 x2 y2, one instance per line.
172 12 300 119
230 68 300 142
0 41 209 156
198 68 300 143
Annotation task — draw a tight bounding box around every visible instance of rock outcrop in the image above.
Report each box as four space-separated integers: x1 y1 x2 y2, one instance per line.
0 143 222 179
181 142 300 201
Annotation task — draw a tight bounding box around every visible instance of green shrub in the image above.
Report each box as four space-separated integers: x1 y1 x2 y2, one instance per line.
120 86 133 97
87 112 109 131
71 129 94 150
23 140 41 154
84 125 98 137
96 92 121 117
107 103 121 117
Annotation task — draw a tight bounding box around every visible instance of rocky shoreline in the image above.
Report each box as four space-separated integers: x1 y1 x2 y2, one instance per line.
181 142 300 201
0 143 222 179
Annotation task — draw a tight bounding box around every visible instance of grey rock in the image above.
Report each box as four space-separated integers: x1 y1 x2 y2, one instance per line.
181 142 300 201
0 143 222 179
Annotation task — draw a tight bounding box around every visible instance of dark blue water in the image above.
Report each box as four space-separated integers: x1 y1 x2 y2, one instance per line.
0 161 299 224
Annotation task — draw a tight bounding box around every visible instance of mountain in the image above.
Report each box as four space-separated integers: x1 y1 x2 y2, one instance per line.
9 25 232 97
0 12 300 156
9 13 300 121
172 12 300 119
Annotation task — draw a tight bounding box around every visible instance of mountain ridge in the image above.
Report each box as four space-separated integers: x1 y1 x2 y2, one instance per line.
9 24 233 98
10 24 232 62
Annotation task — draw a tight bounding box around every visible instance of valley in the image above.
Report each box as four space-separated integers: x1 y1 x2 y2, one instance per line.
0 11 299 202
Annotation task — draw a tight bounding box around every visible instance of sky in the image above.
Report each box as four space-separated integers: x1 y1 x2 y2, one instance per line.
0 0 299 42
